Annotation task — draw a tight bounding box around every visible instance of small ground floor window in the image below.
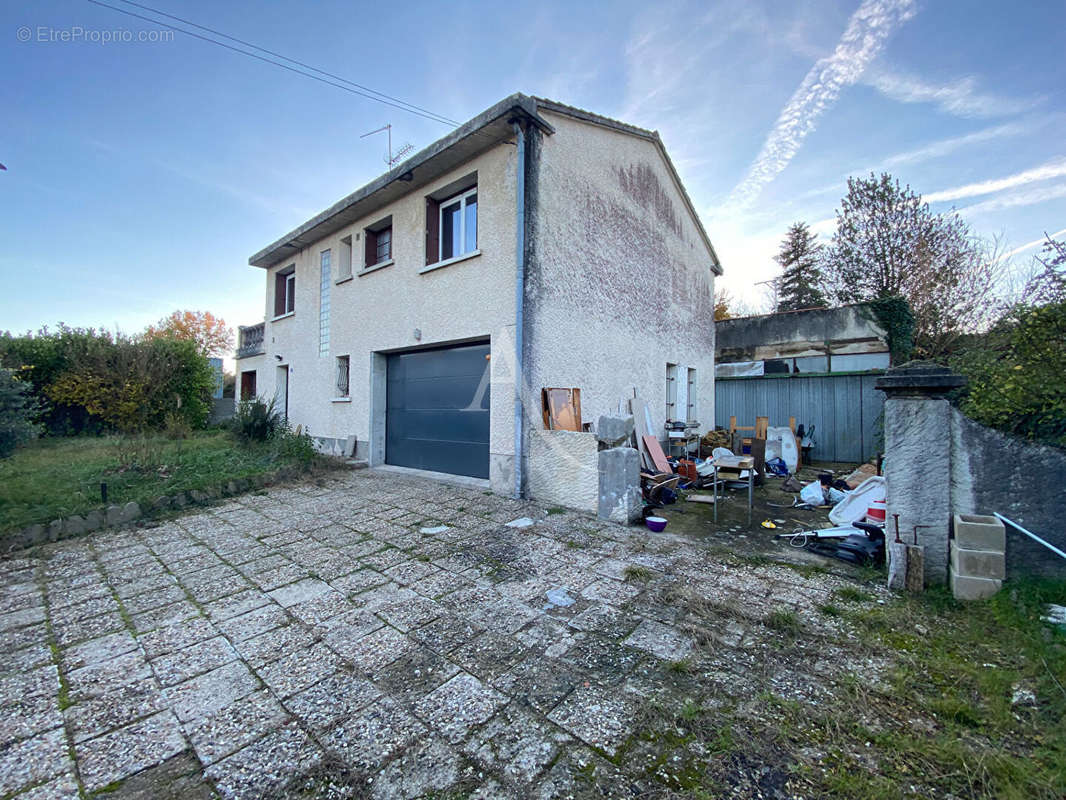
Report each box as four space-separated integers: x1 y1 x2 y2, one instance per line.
240 370 257 401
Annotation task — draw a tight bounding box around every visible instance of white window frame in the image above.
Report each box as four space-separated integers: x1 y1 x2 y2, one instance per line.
686 367 697 422
335 355 350 398
666 363 678 419
338 235 353 281
439 186 477 262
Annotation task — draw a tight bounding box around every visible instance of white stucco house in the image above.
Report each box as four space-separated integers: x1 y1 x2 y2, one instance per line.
236 93 721 496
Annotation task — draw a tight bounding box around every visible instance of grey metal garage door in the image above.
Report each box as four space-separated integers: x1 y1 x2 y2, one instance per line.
385 342 490 478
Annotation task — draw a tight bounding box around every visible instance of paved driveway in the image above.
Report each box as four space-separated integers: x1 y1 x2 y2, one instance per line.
0 470 885 799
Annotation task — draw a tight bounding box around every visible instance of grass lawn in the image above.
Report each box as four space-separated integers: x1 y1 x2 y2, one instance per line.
0 431 318 534
628 573 1066 799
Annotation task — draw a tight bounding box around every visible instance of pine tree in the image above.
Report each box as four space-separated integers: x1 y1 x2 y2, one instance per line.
774 222 827 312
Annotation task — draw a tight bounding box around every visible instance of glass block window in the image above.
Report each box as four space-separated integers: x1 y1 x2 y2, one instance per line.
319 249 331 356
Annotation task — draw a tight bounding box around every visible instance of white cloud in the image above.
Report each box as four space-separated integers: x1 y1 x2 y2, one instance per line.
956 182 1066 218
926 157 1066 204
724 0 917 212
864 70 1040 118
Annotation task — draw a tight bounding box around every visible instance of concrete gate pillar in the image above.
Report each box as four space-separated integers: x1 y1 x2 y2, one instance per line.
876 363 966 585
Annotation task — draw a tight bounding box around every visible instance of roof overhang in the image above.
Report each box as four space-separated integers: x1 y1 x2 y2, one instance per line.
249 93 553 268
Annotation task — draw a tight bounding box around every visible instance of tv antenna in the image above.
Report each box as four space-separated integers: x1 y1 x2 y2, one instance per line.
360 124 415 168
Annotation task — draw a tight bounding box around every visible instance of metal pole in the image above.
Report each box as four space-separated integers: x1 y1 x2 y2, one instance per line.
994 513 1066 560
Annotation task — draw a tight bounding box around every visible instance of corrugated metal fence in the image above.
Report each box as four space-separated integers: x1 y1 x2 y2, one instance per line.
714 373 886 463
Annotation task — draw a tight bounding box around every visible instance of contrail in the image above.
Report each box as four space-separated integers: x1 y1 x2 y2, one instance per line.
725 0 917 212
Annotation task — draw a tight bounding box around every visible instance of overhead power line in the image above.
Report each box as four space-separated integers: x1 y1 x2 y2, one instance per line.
85 0 461 127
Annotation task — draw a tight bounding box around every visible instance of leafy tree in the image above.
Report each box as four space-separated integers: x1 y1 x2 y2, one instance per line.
46 336 214 433
952 235 1066 447
773 222 827 312
714 288 734 321
823 173 999 358
143 310 234 357
0 368 41 457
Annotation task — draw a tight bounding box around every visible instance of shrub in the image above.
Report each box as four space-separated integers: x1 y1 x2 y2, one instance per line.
0 326 214 435
46 336 213 433
952 300 1066 447
231 399 283 443
0 368 42 457
274 426 318 466
0 325 114 435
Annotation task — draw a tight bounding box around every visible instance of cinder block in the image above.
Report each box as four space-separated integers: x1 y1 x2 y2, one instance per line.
950 541 1005 580
953 514 1005 552
950 569 1002 601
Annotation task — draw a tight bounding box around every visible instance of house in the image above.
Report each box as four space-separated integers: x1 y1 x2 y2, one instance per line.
236 93 721 496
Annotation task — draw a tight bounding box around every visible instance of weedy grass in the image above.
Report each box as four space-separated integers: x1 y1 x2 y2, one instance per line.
0 430 324 534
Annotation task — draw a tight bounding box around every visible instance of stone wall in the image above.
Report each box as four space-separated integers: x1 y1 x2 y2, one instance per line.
950 408 1066 578
879 363 1066 584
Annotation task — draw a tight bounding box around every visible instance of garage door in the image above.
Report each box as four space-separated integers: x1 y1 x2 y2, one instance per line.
385 342 490 479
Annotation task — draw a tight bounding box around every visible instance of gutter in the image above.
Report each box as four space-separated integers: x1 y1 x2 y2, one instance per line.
512 120 526 500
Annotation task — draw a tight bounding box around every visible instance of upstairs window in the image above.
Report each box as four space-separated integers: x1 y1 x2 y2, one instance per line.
440 187 477 262
364 217 393 269
274 265 295 317
338 235 353 280
425 174 478 267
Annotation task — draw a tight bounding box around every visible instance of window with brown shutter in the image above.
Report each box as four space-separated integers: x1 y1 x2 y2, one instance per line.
274 265 295 317
364 229 377 268
425 197 440 265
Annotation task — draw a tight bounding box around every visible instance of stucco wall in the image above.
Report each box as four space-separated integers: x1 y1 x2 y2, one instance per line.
522 111 716 475
246 142 519 493
716 304 888 363
950 408 1066 578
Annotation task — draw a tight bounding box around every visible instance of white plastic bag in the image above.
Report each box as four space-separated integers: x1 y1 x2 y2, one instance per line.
800 480 825 506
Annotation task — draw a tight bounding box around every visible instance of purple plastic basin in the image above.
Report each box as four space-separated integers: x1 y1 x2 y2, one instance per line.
645 516 668 532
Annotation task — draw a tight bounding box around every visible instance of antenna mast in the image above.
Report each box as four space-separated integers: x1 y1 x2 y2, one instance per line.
361 124 415 168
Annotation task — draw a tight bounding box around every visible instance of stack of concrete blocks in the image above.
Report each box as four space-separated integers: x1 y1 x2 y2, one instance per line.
596 415 642 524
950 514 1006 600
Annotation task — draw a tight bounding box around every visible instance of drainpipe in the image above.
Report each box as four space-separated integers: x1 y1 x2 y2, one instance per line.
512 120 526 500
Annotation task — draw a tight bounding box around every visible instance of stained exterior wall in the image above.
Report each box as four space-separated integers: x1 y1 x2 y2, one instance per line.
245 143 520 493
716 304 888 363
522 110 717 483
950 408 1066 578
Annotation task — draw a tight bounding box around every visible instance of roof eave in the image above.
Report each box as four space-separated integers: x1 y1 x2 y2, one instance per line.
248 93 553 268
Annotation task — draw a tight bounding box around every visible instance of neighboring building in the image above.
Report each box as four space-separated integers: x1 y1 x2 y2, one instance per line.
713 304 890 463
715 303 890 378
236 93 721 495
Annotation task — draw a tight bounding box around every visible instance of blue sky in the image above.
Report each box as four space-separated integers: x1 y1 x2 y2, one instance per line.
2 0 1064 339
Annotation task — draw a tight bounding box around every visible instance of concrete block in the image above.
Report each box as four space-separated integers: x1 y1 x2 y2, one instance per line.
598 447 642 524
63 516 87 537
953 514 1005 552
120 501 141 523
596 415 634 447
950 569 1002 601
23 524 45 547
106 505 123 526
950 541 1005 580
